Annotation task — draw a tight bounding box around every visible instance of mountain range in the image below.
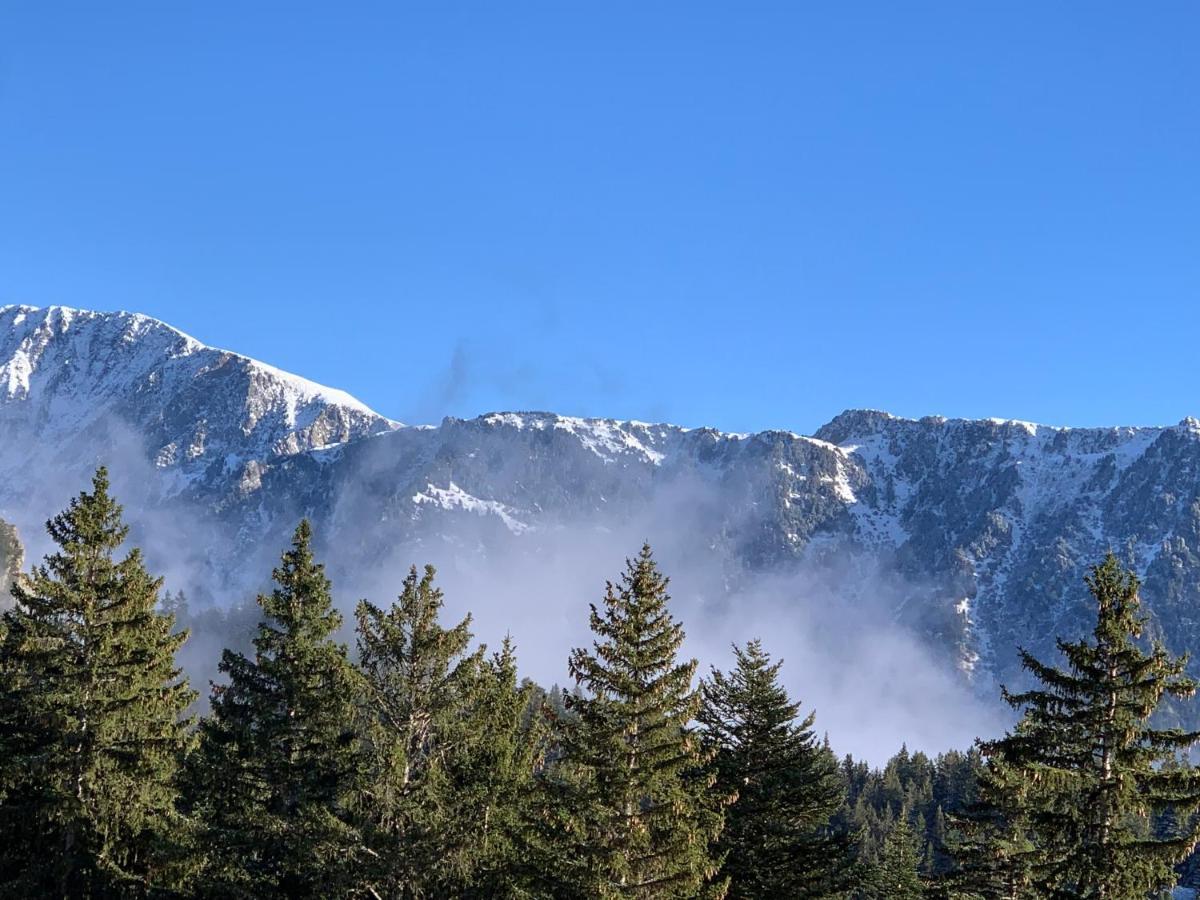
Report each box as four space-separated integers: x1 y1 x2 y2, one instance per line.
4 303 1200 701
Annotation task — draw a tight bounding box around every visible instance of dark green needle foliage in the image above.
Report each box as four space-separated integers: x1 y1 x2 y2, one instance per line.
354 563 523 897
441 636 548 898
941 729 1036 900
0 468 196 897
698 639 856 899
964 553 1200 899
864 814 925 899
546 544 729 899
187 520 362 898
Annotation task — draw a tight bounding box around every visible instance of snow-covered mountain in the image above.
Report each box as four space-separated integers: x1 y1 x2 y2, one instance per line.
5 304 1200 695
0 305 396 505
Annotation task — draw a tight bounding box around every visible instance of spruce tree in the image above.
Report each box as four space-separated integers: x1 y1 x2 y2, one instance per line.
942 736 1035 900
970 553 1200 898
698 639 856 899
865 814 925 899
442 637 547 898
187 520 362 898
353 563 489 897
0 515 21 610
0 468 195 897
547 544 728 898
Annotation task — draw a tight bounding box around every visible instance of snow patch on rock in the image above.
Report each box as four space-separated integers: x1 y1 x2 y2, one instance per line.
412 482 530 535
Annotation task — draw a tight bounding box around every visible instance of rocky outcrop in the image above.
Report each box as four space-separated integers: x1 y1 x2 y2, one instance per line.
6 306 1200 694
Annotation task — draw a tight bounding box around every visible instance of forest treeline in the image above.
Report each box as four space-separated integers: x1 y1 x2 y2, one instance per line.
3 469 1200 899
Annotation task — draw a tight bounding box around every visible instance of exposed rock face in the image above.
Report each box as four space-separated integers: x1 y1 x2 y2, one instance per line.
4 305 1200 693
813 410 1200 685
0 304 397 509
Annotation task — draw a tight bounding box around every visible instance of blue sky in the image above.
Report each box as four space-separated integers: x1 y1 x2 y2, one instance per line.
2 3 1198 434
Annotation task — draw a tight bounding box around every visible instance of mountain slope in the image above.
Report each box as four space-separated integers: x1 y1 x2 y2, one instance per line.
815 410 1199 682
3 305 1200 696
0 305 396 505
239 414 1200 696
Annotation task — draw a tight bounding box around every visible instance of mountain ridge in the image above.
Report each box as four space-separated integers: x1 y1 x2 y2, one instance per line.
5 304 1200 699
0 304 393 421
6 303 1190 442
0 304 397 505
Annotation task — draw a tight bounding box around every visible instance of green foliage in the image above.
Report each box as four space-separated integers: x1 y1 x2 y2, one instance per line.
0 468 196 897
354 564 543 897
864 814 925 899
7 482 1200 900
187 520 362 898
962 553 1200 898
542 544 728 898
698 639 856 898
0 516 21 610
441 638 549 898
836 744 981 889
939 730 1037 900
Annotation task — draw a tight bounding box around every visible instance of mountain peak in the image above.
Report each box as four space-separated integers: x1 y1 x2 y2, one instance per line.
0 304 397 500
8 305 1200 703
1 304 390 420
813 408 898 444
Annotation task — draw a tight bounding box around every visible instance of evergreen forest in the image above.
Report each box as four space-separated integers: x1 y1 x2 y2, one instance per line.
3 469 1200 899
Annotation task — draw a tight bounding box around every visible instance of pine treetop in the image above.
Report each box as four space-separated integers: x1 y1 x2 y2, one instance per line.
699 638 855 899
973 553 1200 898
191 519 362 897
552 544 728 899
254 518 344 648
355 563 482 748
0 467 196 895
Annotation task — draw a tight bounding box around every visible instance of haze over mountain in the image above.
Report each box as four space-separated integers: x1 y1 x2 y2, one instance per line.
5 303 1200 757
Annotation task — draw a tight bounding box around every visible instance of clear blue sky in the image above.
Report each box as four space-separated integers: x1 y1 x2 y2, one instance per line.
2 3 1198 433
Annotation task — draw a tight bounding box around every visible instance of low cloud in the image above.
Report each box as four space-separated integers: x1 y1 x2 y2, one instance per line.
4 416 1008 767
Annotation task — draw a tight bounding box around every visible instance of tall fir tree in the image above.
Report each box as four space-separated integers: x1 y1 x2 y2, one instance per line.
0 468 196 897
441 637 548 898
967 553 1200 899
940 729 1035 900
698 639 856 899
187 520 362 898
353 563 508 897
864 813 925 899
0 515 21 611
545 544 728 899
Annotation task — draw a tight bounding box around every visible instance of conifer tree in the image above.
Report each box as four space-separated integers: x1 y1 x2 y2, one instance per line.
941 737 1035 900
0 515 21 611
865 814 925 899
353 563 493 897
969 553 1200 898
442 637 548 898
187 520 362 898
546 544 728 899
698 639 856 898
0 468 195 897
